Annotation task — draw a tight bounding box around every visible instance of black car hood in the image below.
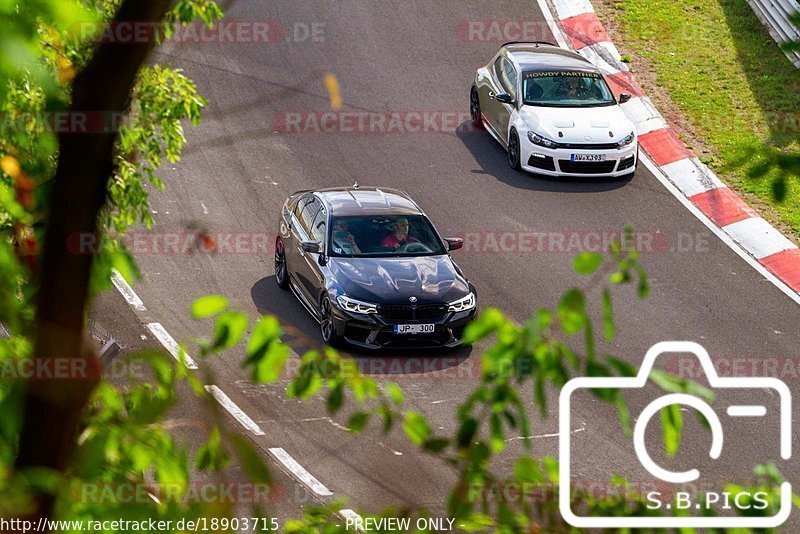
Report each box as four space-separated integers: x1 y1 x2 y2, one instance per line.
328 255 470 304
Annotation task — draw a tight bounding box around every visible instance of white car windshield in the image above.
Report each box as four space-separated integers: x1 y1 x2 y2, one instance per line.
522 70 615 107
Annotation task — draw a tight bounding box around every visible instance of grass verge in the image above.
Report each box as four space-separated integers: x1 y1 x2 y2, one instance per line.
594 0 800 237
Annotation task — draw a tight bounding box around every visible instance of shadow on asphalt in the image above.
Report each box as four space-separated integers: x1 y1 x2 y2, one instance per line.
250 276 474 377
456 120 634 192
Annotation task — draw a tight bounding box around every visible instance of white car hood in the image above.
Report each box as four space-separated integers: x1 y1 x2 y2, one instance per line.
519 105 634 145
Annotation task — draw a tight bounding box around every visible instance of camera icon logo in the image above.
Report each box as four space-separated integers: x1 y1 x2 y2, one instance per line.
559 341 792 529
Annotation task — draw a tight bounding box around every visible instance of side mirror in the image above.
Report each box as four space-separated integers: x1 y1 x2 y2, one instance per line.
619 93 631 104
495 93 514 105
300 240 321 253
445 237 464 251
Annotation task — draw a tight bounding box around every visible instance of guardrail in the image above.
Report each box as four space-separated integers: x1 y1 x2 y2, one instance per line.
746 0 800 68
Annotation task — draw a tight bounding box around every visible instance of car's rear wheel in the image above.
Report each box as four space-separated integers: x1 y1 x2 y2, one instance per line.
470 87 482 128
275 237 289 289
320 295 343 348
507 129 521 170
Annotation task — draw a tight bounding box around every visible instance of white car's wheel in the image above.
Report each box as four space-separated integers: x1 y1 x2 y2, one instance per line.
507 129 521 170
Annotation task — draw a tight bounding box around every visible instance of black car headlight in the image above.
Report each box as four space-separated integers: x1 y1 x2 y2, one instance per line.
336 295 378 314
617 131 635 149
527 131 558 149
448 292 476 312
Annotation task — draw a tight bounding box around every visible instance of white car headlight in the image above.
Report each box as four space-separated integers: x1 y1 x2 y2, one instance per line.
527 131 559 149
336 295 377 314
448 292 476 312
617 131 635 149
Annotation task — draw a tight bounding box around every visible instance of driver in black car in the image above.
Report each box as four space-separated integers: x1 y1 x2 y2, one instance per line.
332 220 361 254
381 217 418 250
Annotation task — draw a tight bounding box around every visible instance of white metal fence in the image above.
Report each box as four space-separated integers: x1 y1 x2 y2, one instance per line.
747 0 800 68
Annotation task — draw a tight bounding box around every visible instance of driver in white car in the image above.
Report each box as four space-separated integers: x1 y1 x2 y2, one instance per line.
381 217 418 250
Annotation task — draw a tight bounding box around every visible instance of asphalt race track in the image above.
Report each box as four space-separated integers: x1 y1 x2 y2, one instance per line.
114 0 800 523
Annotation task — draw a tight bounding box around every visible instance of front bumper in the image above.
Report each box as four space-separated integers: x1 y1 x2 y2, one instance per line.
520 137 638 178
330 303 476 350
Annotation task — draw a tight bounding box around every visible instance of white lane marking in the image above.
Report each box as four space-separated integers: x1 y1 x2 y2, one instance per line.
201 202 209 214
110 269 146 311
269 447 333 496
641 155 800 305
145 322 199 369
205 385 266 436
723 218 797 259
534 0 570 48
727 405 767 417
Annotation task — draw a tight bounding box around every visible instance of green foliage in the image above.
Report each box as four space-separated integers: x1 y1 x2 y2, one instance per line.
2 0 796 531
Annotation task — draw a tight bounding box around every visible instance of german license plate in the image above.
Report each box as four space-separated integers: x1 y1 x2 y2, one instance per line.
571 153 605 162
394 324 435 334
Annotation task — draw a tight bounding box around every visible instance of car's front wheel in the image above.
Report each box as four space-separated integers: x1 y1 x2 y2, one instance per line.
275 237 289 289
470 87 483 128
320 295 344 348
507 129 521 170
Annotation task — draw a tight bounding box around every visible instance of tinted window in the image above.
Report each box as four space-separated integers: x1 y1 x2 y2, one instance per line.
522 70 615 107
493 56 504 81
501 58 517 98
328 215 446 257
298 196 320 234
309 206 327 242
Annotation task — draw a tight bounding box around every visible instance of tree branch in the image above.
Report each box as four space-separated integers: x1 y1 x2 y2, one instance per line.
15 0 173 523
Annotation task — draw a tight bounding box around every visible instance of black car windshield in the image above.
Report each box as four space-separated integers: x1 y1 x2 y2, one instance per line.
522 70 615 107
328 215 446 257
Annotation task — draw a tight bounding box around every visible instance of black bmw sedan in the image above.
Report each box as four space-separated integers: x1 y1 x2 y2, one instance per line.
274 186 477 349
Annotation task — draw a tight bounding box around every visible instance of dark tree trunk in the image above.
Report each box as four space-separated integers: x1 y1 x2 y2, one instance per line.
14 0 172 525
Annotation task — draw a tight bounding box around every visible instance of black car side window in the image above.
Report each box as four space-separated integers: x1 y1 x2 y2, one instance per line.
309 206 326 243
298 197 320 235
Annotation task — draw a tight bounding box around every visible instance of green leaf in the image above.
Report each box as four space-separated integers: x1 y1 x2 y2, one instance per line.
327 383 344 414
636 264 649 299
190 294 228 319
541 457 559 483
661 404 683 458
557 288 585 335
403 411 431 446
489 413 505 453
212 310 248 350
246 315 282 362
513 456 543 483
616 395 632 437
231 434 271 484
250 342 290 383
601 288 615 343
383 382 405 405
462 308 505 344
572 252 603 275
347 411 370 433
195 427 230 472
457 418 479 448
